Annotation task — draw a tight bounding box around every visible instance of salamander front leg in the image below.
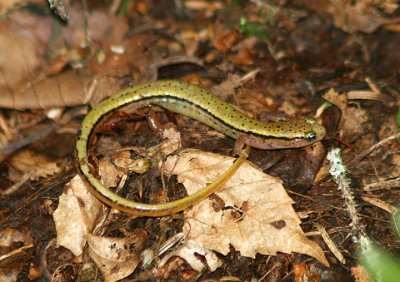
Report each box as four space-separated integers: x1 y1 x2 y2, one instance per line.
233 135 247 156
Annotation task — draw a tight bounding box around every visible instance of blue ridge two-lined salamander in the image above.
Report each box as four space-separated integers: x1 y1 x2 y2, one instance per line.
75 80 325 216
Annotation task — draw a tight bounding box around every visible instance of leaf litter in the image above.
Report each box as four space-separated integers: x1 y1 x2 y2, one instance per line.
163 149 329 267
53 134 327 280
2 0 400 280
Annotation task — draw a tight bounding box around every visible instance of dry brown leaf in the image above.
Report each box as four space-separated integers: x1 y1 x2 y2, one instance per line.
351 265 373 282
98 154 126 189
347 90 392 103
279 100 300 117
97 138 181 199
148 130 181 157
0 243 34 280
87 230 147 282
163 150 329 266
322 88 347 113
0 0 26 15
185 1 223 11
331 1 393 33
0 70 95 110
293 263 322 281
158 240 222 273
322 87 371 142
0 268 19 282
53 150 147 281
0 6 129 110
0 32 40 91
233 49 255 65
361 196 398 214
53 175 103 256
340 107 368 141
52 146 155 258
0 228 33 248
213 30 238 53
9 149 60 180
211 74 241 99
386 154 400 178
322 88 348 138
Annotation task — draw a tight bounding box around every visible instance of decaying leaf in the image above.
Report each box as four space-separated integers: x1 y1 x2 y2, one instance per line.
322 88 347 113
351 265 373 282
157 239 222 273
53 175 103 256
322 88 369 142
331 0 393 33
0 32 40 92
0 228 33 248
87 230 147 282
53 145 159 278
0 70 94 110
0 9 127 110
53 148 138 257
340 107 369 142
9 149 60 180
98 153 127 188
162 149 329 266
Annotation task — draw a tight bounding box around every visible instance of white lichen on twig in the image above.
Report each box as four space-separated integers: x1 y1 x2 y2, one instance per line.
327 148 365 241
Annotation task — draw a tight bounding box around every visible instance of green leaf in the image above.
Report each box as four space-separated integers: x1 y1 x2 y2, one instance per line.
358 213 400 282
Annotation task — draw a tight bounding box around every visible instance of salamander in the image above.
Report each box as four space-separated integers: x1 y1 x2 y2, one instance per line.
75 80 325 216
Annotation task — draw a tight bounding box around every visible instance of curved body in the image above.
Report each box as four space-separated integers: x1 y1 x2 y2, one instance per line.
75 80 325 216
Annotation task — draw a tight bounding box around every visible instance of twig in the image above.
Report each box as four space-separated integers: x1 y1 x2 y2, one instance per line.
0 107 86 163
0 122 58 162
363 178 400 191
346 132 400 167
328 148 365 239
314 223 346 264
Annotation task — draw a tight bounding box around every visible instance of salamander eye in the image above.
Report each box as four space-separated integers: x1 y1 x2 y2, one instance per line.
304 117 316 125
305 131 316 142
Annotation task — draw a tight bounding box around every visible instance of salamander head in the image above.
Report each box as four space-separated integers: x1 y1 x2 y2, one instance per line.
247 117 326 150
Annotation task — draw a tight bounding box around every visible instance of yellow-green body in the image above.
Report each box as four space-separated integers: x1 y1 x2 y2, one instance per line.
75 80 325 216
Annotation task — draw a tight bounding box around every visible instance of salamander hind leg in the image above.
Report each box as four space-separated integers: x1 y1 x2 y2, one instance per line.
137 107 175 134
